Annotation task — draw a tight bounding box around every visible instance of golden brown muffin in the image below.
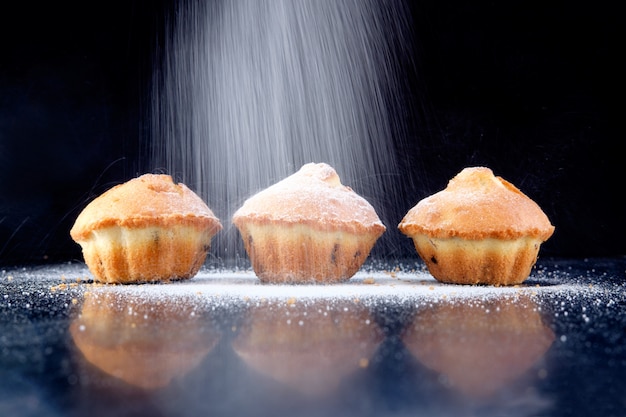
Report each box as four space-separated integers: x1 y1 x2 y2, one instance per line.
232 299 383 397
401 295 555 399
70 291 220 389
70 173 222 284
398 167 554 285
232 162 386 283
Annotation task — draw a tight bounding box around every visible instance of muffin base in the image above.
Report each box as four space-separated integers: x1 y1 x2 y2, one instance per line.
237 223 380 284
410 235 543 286
77 225 214 284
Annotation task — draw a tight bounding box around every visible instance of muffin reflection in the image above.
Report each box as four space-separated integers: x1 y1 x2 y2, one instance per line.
402 295 555 399
232 298 383 397
70 291 220 389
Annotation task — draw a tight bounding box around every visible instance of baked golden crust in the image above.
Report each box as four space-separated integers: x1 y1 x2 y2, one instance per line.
398 167 554 240
232 163 386 283
70 174 221 240
70 174 222 283
398 167 554 285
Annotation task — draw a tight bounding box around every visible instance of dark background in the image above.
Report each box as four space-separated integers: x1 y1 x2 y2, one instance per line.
0 0 622 265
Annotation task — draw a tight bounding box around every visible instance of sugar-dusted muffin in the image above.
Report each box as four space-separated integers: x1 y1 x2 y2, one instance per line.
232 163 386 283
70 174 222 284
398 167 554 286
70 291 219 389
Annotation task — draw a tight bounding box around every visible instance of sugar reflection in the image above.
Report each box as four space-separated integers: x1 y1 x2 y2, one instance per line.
232 298 383 398
69 290 220 389
402 294 555 400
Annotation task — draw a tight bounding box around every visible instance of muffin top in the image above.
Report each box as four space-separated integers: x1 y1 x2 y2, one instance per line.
70 174 222 241
232 162 386 234
398 167 554 240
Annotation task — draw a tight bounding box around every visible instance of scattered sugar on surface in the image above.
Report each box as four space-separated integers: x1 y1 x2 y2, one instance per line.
2 260 623 313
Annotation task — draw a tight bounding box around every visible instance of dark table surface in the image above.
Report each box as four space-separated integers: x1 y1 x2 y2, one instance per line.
1 257 625 417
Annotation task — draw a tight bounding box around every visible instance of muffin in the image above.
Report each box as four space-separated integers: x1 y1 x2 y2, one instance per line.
70 291 219 389
232 162 386 283
398 167 554 286
401 295 555 398
232 299 383 397
70 173 222 284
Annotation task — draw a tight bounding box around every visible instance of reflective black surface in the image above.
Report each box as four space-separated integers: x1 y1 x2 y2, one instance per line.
1 258 625 417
